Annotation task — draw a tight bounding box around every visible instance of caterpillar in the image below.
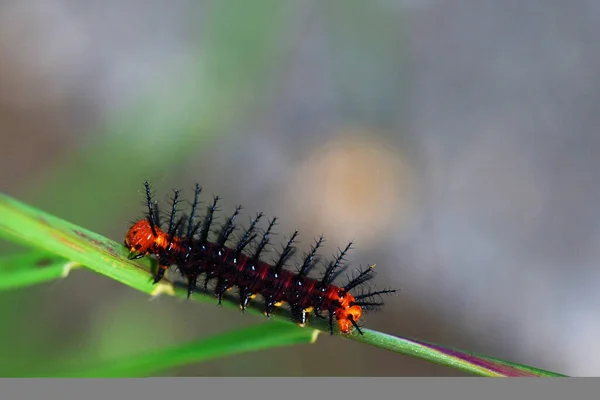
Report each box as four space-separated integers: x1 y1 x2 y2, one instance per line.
124 181 396 335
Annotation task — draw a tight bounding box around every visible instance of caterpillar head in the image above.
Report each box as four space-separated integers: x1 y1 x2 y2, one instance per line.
125 219 157 257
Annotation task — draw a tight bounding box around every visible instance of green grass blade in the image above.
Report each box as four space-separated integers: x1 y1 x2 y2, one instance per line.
0 251 79 291
31 322 317 377
352 329 567 377
0 191 568 376
0 192 171 297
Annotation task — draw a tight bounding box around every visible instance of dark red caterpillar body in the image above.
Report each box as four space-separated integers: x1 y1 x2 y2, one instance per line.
125 181 396 335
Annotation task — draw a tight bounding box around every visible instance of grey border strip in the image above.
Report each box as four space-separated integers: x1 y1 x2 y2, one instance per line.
0 377 594 400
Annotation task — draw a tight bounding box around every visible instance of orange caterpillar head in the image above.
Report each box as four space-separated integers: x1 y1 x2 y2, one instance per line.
125 219 159 256
333 290 363 334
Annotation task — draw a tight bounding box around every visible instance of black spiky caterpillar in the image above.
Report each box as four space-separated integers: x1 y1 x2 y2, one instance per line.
125 181 396 335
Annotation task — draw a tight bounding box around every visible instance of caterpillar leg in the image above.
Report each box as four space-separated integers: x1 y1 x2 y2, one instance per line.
328 311 335 336
153 264 168 284
186 273 198 299
127 251 146 260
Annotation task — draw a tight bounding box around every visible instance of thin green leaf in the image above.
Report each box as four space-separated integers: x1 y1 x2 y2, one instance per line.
0 251 79 291
351 329 567 377
29 321 318 377
0 192 568 376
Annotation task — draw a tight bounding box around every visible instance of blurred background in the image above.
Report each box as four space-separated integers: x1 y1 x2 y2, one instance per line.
1 0 599 377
